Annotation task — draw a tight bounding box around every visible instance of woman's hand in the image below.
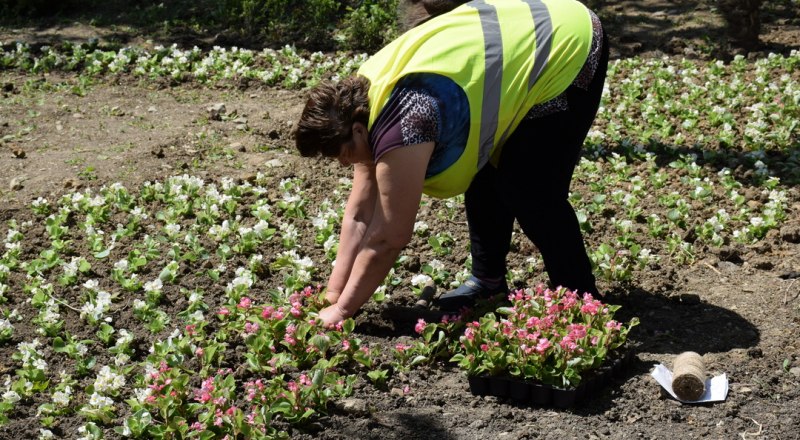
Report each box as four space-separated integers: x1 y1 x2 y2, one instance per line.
319 303 349 328
325 289 341 305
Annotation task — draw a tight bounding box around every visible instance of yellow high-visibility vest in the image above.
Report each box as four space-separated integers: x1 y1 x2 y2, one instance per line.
358 0 593 198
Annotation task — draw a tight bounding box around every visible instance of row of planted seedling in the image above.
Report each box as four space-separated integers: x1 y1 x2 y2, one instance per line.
0 41 367 89
1 41 798 153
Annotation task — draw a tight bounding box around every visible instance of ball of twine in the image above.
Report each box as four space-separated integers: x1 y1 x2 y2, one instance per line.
671 351 706 401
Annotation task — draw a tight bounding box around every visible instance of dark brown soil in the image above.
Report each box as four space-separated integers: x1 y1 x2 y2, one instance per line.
0 1 799 439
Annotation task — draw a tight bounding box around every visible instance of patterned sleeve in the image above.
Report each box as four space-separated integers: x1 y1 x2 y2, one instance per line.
400 91 440 146
371 88 441 162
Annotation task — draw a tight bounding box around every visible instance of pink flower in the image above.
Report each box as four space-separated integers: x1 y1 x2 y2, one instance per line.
535 338 551 354
414 319 427 335
287 381 298 392
238 297 252 309
195 347 204 357
559 336 578 352
480 343 490 352
245 321 260 334
605 320 622 331
217 307 230 316
568 323 587 339
261 306 275 319
190 422 203 431
562 290 579 309
342 339 351 350
501 321 513 336
464 327 475 341
395 343 411 352
580 300 600 315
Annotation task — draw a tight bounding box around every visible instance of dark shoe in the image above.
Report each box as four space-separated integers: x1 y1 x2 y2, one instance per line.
434 276 509 311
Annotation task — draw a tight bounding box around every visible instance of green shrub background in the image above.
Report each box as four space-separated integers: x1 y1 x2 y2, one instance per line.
0 0 400 52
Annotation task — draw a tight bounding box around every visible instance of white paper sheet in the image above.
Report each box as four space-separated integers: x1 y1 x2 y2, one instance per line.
650 363 729 403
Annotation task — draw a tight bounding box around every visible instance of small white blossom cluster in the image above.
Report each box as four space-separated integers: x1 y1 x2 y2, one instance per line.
93 365 126 394
80 280 113 324
16 339 47 371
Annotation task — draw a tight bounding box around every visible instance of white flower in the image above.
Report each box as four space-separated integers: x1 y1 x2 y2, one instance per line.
0 319 13 332
83 279 99 291
144 278 163 293
131 206 148 219
189 310 205 322
52 386 72 406
38 429 55 439
134 387 152 403
94 366 125 394
33 358 48 371
428 259 445 271
411 274 432 287
114 353 130 367
88 392 114 409
323 235 337 253
115 329 133 347
253 220 270 235
2 390 20 403
165 223 181 236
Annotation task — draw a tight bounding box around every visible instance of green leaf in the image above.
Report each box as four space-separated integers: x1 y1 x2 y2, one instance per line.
93 249 110 259
342 318 355 334
52 337 68 352
409 355 428 366
309 334 331 353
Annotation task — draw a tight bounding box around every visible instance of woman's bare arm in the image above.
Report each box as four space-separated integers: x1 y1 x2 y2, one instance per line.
325 162 377 303
320 142 434 324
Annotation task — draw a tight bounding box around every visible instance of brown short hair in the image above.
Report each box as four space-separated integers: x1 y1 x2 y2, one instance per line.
295 75 371 158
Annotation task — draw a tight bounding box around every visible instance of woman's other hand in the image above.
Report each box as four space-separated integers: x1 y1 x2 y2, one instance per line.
319 303 349 328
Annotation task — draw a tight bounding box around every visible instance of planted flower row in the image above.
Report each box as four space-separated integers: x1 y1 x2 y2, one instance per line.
2 41 797 152
0 41 367 89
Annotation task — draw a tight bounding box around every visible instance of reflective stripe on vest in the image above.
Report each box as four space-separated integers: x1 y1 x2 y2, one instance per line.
357 0 592 198
477 0 554 165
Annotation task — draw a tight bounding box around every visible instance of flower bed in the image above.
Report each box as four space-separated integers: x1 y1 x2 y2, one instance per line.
451 286 638 407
